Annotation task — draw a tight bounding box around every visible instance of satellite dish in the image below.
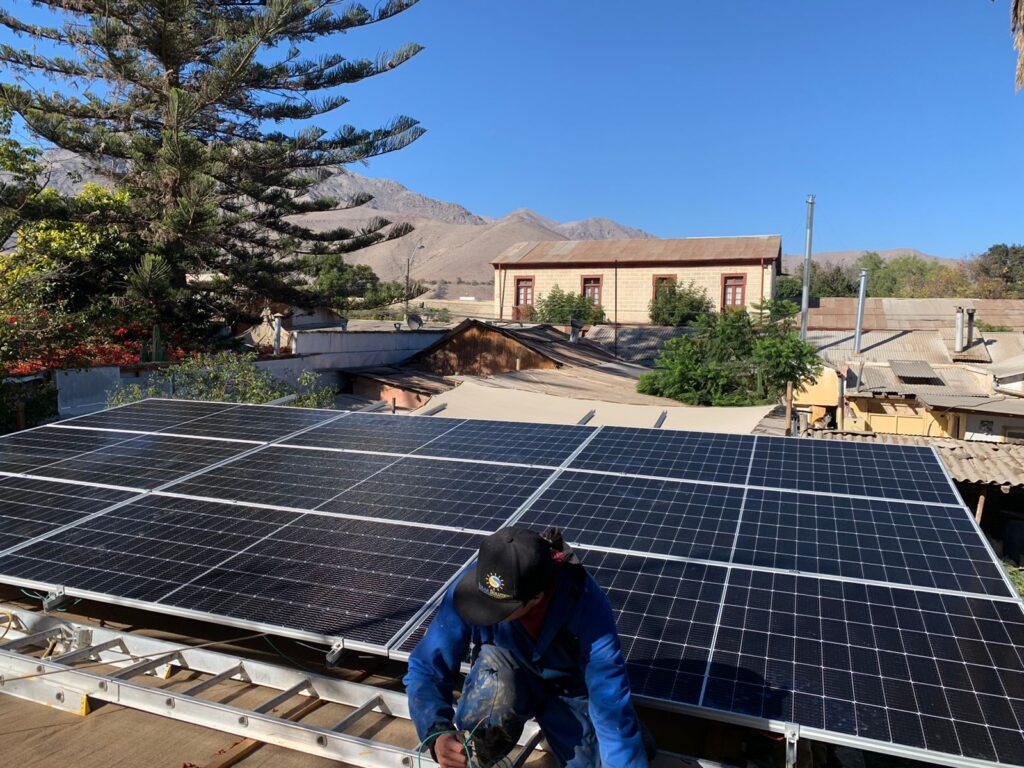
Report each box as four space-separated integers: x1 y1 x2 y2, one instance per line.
406 314 424 331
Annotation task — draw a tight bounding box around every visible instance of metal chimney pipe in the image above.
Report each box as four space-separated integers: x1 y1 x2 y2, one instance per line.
853 269 868 354
954 307 965 353
273 313 284 356
966 308 976 346
799 194 816 340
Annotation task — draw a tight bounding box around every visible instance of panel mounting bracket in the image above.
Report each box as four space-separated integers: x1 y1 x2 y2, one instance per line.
325 640 345 668
43 586 69 613
784 724 800 768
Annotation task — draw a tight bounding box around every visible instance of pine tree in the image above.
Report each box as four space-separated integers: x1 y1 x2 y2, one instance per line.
0 1 425 328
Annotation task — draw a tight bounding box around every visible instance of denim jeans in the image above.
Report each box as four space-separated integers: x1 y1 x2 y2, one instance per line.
454 644 600 768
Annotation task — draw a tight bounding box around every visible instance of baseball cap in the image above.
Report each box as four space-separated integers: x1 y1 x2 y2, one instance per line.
454 527 556 626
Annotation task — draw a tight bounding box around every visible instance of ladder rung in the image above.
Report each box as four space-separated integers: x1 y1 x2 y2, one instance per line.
0 629 59 652
112 652 178 679
330 694 382 733
511 730 544 768
255 679 313 714
183 663 245 697
50 638 123 665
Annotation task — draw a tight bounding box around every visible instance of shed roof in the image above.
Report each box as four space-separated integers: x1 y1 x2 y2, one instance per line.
492 236 782 268
847 363 989 398
584 325 689 366
807 297 1024 331
917 394 1024 417
412 319 618 368
807 430 1024 489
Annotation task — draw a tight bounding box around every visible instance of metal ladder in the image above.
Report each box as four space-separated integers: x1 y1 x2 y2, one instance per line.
0 605 543 768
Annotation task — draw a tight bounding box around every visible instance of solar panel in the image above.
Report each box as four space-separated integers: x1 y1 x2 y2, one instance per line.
155 403 339 442
36 433 252 489
60 399 235 433
2 400 1021 768
732 489 1013 597
0 476 135 552
0 494 479 647
165 446 398 510
569 428 755 484
412 420 594 466
0 426 136 476
703 568 1024 765
320 458 555 531
516 471 744 562
748 437 960 504
281 412 465 454
581 549 726 706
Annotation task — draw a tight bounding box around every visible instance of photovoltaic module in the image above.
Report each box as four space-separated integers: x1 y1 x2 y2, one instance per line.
0 398 1021 767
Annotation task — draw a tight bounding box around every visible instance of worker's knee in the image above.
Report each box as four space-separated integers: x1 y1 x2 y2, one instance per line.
456 644 525 729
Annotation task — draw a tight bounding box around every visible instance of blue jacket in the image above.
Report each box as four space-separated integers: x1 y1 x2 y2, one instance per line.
404 562 649 767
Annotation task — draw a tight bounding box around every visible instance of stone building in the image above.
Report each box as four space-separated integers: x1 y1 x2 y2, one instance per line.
491 236 782 323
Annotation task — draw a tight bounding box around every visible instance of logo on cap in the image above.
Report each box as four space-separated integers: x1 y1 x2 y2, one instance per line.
482 572 511 599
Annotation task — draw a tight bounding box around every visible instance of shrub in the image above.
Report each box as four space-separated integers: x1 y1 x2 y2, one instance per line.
648 280 714 326
534 286 604 324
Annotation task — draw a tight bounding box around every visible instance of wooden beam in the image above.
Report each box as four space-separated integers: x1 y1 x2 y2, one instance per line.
785 382 794 436
976 490 987 525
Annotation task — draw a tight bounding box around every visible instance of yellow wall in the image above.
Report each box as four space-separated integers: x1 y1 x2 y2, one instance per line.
493 263 777 323
795 367 840 407
845 397 955 437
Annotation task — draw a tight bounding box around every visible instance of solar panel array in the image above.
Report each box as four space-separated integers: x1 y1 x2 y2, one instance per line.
1 399 1022 768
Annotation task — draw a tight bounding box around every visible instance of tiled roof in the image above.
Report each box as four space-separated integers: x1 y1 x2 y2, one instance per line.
585 325 689 366
847 363 989 398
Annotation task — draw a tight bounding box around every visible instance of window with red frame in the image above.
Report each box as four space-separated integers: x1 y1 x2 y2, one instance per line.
652 275 676 300
722 275 746 308
582 276 602 305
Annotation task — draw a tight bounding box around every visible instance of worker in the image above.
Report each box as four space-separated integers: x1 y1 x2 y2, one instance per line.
404 526 653 768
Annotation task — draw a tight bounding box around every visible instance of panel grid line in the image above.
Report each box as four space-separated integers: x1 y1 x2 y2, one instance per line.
698 436 759 707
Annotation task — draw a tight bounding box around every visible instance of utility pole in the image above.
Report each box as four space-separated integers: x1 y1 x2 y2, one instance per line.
799 194 815 340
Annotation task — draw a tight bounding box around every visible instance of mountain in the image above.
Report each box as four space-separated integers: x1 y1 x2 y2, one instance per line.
26 150 652 288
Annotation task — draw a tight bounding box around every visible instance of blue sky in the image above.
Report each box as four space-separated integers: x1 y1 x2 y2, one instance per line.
7 1 1024 257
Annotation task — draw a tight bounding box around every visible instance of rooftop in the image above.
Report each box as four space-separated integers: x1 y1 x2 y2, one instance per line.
492 235 782 267
808 329 1024 369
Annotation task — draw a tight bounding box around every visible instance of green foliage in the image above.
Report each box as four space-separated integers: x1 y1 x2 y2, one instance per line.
975 320 1013 333
0 379 58 434
648 280 714 326
533 286 605 324
0 1 424 330
638 300 821 406
776 261 859 299
106 352 334 408
970 244 1024 297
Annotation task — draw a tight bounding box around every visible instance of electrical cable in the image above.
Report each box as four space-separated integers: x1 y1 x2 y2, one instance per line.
263 636 319 674
0 609 13 641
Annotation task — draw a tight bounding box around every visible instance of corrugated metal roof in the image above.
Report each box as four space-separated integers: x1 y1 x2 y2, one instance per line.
585 325 689 366
847 364 989 398
807 298 1024 331
808 330 954 367
492 236 782 266
889 360 941 382
807 430 1024 489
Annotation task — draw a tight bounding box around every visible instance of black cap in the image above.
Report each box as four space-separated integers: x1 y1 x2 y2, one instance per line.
454 527 555 626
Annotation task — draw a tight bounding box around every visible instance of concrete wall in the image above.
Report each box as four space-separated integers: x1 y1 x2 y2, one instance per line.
964 412 1024 443
256 331 443 388
494 263 777 323
292 329 443 356
845 397 955 437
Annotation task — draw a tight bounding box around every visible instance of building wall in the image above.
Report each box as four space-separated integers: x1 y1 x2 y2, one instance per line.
417 325 557 376
963 413 1024 443
493 263 777 324
845 397 955 437
795 368 841 408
